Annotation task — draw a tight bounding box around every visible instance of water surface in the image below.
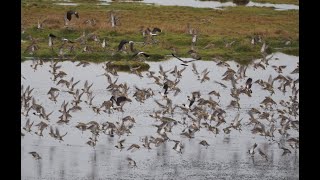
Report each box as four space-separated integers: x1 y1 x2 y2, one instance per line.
98 0 299 10
21 52 299 179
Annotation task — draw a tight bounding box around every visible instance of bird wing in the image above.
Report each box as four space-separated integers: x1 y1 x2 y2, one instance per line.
152 27 161 33
172 53 184 63
47 111 54 117
154 100 166 108
25 119 30 127
55 127 60 137
132 52 139 58
118 40 129 51
230 76 237 90
142 52 150 57
84 80 88 89
66 11 73 21
106 73 112 84
72 80 80 88
246 78 253 85
233 113 240 123
192 62 199 74
144 136 148 145
61 131 68 138
267 75 272 84
186 59 199 63
180 66 187 73
159 64 164 73
214 81 227 88
127 145 134 150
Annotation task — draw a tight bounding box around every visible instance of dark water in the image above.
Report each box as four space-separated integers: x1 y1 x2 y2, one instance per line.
21 52 299 179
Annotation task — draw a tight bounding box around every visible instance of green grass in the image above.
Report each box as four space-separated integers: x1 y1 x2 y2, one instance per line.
21 1 299 70
251 0 299 5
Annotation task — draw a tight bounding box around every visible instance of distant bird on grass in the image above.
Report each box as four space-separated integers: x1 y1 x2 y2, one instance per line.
117 40 130 52
64 10 79 26
66 10 79 21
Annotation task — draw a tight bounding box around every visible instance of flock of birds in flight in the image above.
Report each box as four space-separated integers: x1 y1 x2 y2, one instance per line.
23 10 299 168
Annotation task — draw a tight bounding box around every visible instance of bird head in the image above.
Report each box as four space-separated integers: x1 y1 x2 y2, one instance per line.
75 12 79 18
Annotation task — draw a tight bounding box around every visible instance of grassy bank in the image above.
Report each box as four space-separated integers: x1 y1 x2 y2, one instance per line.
21 1 299 67
251 0 299 5
200 0 299 5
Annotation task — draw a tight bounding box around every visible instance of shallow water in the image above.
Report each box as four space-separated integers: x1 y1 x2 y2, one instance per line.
52 0 299 10
97 0 299 10
21 52 299 179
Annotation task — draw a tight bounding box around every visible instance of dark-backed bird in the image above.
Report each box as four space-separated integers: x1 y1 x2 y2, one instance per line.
161 82 169 97
48 33 57 49
110 96 132 106
65 10 79 21
118 40 130 51
245 78 253 89
242 77 253 94
151 27 162 35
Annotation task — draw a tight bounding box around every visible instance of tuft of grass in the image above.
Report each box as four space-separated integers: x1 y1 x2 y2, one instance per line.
109 60 150 71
